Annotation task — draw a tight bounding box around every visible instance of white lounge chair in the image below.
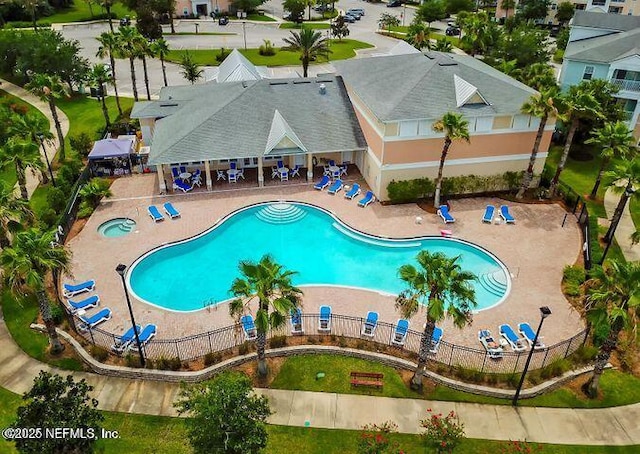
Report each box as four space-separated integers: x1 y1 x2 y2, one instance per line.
478 329 503 359
318 305 332 332
291 308 304 334
361 311 379 337
500 324 527 352
518 322 546 349
391 319 409 347
63 280 96 298
241 315 257 341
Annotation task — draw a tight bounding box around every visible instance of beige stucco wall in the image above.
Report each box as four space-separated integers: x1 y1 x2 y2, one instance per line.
354 109 384 162
361 149 382 197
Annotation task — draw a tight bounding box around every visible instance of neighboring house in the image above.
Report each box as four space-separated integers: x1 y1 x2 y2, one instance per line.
333 52 553 201
495 1 640 25
131 76 367 193
560 12 640 138
175 0 232 17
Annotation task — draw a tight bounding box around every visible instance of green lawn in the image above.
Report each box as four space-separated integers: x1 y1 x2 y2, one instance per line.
229 13 277 21
42 3 132 24
164 31 237 35
279 22 331 29
166 40 373 67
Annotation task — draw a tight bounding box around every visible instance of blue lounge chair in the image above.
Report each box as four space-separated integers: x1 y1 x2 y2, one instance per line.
518 322 546 349
500 324 527 352
318 305 332 332
63 280 96 298
482 205 495 223
358 191 375 207
291 308 304 334
67 295 100 313
327 179 343 195
173 180 193 193
500 205 515 224
437 205 455 223
80 308 112 329
111 324 141 353
241 315 257 340
314 175 330 190
344 183 361 200
478 329 503 359
148 205 164 222
430 327 443 354
128 324 158 352
361 311 379 337
171 167 180 179
391 319 409 346
163 202 180 219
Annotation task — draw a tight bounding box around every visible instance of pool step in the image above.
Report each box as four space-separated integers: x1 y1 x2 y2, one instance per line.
255 203 306 224
478 271 508 297
332 222 421 248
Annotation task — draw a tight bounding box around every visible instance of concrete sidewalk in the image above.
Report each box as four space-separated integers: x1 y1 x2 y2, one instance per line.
1 317 640 445
1 78 70 198
603 186 640 262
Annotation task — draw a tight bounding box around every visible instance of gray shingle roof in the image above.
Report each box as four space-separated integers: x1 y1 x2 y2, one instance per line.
144 76 366 165
564 28 640 63
571 11 640 32
333 52 536 122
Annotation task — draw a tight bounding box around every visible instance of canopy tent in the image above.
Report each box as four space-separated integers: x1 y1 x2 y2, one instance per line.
89 136 137 177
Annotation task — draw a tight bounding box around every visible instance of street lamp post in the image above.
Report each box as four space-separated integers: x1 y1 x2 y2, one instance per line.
402 4 406 27
116 264 145 367
242 20 247 50
36 132 56 187
512 306 551 406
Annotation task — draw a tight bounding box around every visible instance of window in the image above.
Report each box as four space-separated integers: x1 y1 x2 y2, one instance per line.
399 120 418 137
512 115 530 130
583 66 594 80
475 117 493 132
418 121 434 136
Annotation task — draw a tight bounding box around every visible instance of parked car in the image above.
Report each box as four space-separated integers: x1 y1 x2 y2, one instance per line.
387 0 402 7
119 15 131 26
314 4 330 12
284 12 304 23
347 8 365 17
445 25 460 36
342 13 356 23
218 16 229 25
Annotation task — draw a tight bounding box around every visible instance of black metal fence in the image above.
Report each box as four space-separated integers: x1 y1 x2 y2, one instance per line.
57 165 91 243
70 312 589 374
554 182 592 270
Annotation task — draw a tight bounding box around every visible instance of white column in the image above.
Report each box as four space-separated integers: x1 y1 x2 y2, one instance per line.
204 160 212 191
257 156 264 187
306 153 313 182
157 164 167 193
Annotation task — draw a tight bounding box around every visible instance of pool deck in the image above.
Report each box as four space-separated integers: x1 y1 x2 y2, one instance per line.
65 174 585 347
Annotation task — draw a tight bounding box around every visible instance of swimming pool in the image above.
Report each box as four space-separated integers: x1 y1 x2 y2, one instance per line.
127 202 510 312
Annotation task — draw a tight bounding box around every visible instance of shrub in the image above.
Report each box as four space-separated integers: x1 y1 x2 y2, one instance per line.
500 440 543 454
269 335 287 348
79 178 112 208
571 344 598 364
387 177 435 203
204 352 223 367
216 47 231 63
90 345 109 362
307 336 318 344
553 49 564 63
77 201 95 219
506 373 519 388
39 208 58 228
46 186 67 213
258 39 276 56
154 356 182 370
617 338 637 372
238 341 252 355
562 265 585 285
49 304 65 325
357 421 401 454
338 336 348 348
540 359 570 380
421 409 465 453
125 354 143 368
69 132 94 158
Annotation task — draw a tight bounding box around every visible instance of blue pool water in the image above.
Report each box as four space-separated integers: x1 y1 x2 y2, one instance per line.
128 202 510 312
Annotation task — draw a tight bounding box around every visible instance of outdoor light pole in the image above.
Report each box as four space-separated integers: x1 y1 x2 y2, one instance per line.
37 132 56 187
242 20 247 50
116 264 145 367
512 306 551 406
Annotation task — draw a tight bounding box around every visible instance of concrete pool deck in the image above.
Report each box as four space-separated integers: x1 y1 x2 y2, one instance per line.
64 174 584 347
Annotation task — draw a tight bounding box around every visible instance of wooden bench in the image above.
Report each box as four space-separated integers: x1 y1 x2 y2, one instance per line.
350 371 383 389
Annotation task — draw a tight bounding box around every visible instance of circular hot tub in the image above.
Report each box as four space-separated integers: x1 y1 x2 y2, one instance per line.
97 218 136 238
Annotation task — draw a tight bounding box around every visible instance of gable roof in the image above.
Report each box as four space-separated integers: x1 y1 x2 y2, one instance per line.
333 52 536 122
216 49 265 82
138 76 366 165
453 75 487 107
564 28 640 63
571 11 640 32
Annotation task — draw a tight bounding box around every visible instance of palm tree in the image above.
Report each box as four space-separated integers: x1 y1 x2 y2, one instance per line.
179 51 203 85
229 255 303 377
500 0 516 19
1 228 71 354
135 36 152 101
97 0 116 32
282 28 330 78
96 31 123 116
117 26 141 101
25 74 68 161
406 19 431 51
518 63 556 92
0 138 44 200
549 84 603 196
0 181 33 247
517 86 560 199
87 64 114 128
150 38 170 87
432 112 470 208
22 0 39 30
433 38 452 52
10 112 53 185
79 177 112 208
396 251 477 390
585 121 636 199
602 157 640 245
585 260 640 397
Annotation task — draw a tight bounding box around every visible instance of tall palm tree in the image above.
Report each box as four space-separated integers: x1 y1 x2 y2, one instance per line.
517 86 560 199
500 0 516 19
1 228 71 354
395 251 477 390
0 138 44 200
98 0 116 32
117 26 141 101
25 74 68 161
585 121 636 199
433 38 452 52
602 157 640 245
518 63 556 92
86 64 114 127
0 181 33 248
22 0 39 30
179 51 203 85
432 112 470 208
228 255 303 377
282 28 330 78
10 112 53 185
549 83 603 196
96 31 123 116
150 38 170 87
135 35 152 101
585 260 640 397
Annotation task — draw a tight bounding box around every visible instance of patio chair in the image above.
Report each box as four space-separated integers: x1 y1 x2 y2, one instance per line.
314 175 330 190
192 173 202 187
128 324 157 352
173 180 193 193
236 168 245 180
478 329 504 359
358 191 375 207
230 162 237 170
340 165 348 177
344 183 361 200
391 319 409 347
148 205 165 222
280 171 288 181
329 160 336 167
323 166 331 176
500 324 527 352
332 169 341 180
437 205 455 223
482 205 495 223
67 295 100 313
228 172 237 183
111 324 141 353
63 279 96 298
318 305 332 332
171 167 180 179
361 311 379 337
216 170 226 181
277 160 284 169
290 165 301 178
241 315 257 341
500 205 515 224
518 322 546 349
430 327 443 354
163 202 180 219
291 308 304 334
327 179 343 195
79 307 112 329
271 166 279 179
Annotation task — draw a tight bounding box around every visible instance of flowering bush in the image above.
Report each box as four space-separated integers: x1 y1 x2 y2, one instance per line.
357 421 404 454
500 440 543 454
421 409 465 453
